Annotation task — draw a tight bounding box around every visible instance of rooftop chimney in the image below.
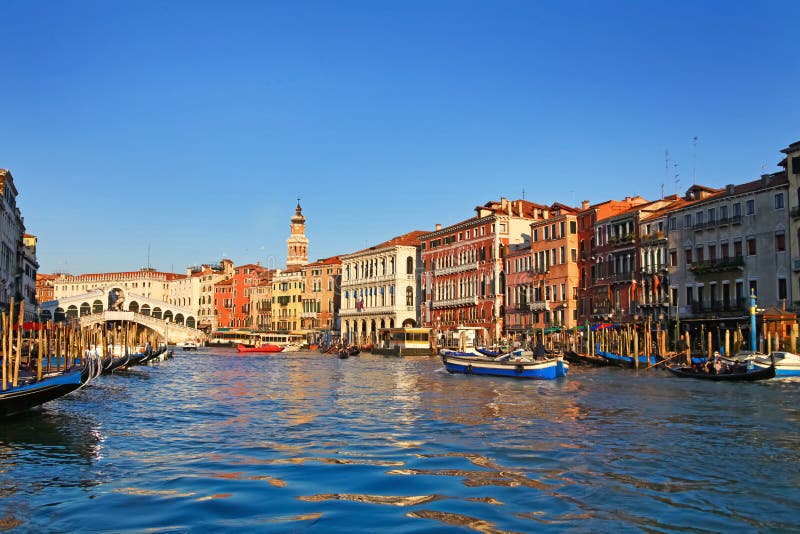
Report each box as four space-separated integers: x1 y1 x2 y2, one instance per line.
435 223 442 231
726 184 735 195
582 200 590 210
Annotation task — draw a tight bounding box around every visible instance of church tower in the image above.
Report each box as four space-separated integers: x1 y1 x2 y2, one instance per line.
286 200 309 267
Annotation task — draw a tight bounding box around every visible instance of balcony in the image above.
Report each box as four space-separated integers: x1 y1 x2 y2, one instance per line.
610 271 635 283
432 296 479 309
340 305 396 316
528 300 550 311
608 234 635 245
433 262 479 276
640 231 665 243
688 256 745 275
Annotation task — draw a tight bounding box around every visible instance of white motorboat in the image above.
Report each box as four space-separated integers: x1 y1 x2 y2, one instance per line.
750 351 800 378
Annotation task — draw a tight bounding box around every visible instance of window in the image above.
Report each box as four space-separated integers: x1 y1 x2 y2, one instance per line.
720 205 729 221
695 246 704 263
746 199 755 215
708 208 716 224
720 241 729 259
569 220 577 234
734 239 743 257
686 286 694 305
670 250 677 267
533 229 538 242
775 193 785 209
776 232 786 252
669 217 676 230
747 237 756 255
684 248 693 264
778 278 787 300
684 214 692 228
733 202 742 217
695 211 704 226
708 244 716 262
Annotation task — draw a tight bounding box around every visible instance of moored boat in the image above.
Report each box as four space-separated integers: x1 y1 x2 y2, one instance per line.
749 351 800 377
564 350 609 366
236 344 284 354
441 353 568 380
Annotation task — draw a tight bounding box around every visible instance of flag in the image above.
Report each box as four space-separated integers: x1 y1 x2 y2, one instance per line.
653 274 660 293
631 279 637 304
607 284 613 305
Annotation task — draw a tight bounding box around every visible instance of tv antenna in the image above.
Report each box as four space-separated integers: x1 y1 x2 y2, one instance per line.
692 136 699 183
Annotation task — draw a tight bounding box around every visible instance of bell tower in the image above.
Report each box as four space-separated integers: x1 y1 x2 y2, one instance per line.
286 199 309 267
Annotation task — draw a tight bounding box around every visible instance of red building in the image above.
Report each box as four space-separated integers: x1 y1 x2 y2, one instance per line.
36 273 58 304
420 198 548 341
214 263 267 329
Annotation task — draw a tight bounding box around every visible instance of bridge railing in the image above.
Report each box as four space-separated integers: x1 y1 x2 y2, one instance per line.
78 311 208 343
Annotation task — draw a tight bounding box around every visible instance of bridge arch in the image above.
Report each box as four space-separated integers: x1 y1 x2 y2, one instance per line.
186 317 196 328
141 304 151 316
92 300 104 314
175 313 184 325
55 308 65 322
152 307 162 319
163 310 173 322
129 301 139 313
66 305 78 319
80 302 91 316
41 310 52 322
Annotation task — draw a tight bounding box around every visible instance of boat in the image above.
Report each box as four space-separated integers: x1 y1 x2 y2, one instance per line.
749 351 800 377
564 350 609 366
476 346 524 357
236 344 284 353
1 357 102 418
666 362 775 381
596 351 661 368
281 342 303 352
177 341 199 351
441 352 568 379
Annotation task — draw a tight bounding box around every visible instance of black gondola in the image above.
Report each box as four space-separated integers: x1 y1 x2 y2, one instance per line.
564 351 609 367
666 363 775 381
0 360 98 418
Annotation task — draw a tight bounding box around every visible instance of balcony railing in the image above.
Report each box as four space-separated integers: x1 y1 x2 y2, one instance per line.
432 296 479 309
689 256 745 275
434 262 479 276
528 300 550 311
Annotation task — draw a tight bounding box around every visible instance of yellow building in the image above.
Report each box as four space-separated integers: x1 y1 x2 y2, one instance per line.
271 267 304 331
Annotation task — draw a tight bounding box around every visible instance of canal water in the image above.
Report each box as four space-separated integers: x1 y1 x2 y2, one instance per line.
1 349 799 532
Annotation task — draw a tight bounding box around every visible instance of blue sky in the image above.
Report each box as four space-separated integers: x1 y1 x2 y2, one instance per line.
2 0 798 274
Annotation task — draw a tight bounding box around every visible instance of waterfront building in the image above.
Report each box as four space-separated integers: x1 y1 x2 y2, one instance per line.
0 169 33 318
271 267 304 331
420 198 546 342
250 269 276 331
300 257 342 333
213 263 267 329
52 268 180 302
576 196 649 323
169 260 234 332
36 273 57 304
782 141 800 308
20 234 39 320
667 171 792 319
504 243 534 335
340 231 427 344
528 203 581 331
589 197 692 324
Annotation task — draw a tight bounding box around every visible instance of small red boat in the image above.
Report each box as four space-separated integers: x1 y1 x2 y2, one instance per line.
236 344 284 353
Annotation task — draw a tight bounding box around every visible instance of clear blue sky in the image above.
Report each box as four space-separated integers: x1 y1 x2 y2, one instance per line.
2 0 798 275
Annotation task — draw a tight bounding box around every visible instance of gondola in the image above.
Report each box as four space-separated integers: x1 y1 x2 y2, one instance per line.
0 356 101 418
666 363 775 381
564 350 609 366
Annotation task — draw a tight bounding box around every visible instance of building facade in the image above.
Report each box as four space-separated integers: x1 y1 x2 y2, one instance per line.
36 273 57 304
0 169 36 319
213 263 267 329
420 198 546 341
300 257 342 333
528 204 581 330
250 269 276 331
340 231 426 344
667 176 791 319
271 267 304 332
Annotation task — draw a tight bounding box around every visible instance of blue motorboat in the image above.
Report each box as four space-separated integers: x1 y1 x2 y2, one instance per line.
441 353 568 379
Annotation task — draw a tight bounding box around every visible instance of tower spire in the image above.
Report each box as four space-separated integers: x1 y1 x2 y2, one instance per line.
286 200 309 267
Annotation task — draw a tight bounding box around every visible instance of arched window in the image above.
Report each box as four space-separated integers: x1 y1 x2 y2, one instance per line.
92 300 104 314
79 302 91 316
186 317 196 328
406 286 413 307
406 257 413 274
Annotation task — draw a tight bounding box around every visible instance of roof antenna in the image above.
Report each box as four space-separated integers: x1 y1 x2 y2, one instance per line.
522 188 525 200
147 244 151 269
692 136 699 183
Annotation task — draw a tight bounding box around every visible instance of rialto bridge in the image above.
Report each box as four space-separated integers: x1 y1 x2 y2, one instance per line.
39 287 206 344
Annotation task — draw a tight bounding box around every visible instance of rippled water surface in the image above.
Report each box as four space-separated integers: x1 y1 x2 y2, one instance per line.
2 349 799 532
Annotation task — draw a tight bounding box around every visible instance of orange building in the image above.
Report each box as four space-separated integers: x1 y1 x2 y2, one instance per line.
36 273 58 304
528 203 581 330
214 263 267 329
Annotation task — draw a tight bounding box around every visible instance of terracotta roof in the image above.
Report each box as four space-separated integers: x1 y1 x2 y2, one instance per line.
215 278 234 287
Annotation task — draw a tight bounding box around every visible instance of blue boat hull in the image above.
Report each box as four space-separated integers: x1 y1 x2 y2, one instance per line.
597 351 659 367
442 354 568 379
